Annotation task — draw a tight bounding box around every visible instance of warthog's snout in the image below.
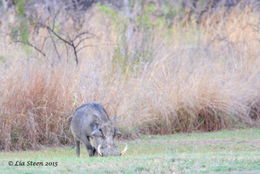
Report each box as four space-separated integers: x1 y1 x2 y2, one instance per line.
97 144 128 157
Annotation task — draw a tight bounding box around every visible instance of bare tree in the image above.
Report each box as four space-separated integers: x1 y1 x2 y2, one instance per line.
12 1 96 65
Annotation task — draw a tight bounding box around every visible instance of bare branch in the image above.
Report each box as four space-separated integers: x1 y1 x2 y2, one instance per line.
75 36 94 48
41 24 73 46
76 44 95 52
48 30 61 60
37 21 96 65
71 43 79 64
15 40 46 57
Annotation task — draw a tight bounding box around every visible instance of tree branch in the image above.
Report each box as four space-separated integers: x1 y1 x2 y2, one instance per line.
15 40 46 57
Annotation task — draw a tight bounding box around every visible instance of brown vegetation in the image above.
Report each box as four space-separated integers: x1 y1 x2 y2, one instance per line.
0 6 259 150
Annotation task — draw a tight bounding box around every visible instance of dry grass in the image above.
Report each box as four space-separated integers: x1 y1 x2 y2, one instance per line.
0 6 259 150
0 62 80 150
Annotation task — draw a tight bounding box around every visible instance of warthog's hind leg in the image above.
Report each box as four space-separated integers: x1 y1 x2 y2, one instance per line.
76 140 80 157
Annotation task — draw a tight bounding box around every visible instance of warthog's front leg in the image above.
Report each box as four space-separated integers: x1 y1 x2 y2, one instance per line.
82 136 96 157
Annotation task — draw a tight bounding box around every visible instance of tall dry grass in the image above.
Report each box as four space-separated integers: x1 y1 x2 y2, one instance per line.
0 7 259 150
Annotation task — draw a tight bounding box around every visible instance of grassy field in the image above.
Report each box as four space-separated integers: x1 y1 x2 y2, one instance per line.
0 128 259 174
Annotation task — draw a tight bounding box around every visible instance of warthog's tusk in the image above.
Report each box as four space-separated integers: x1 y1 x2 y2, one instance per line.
120 143 128 156
97 145 103 156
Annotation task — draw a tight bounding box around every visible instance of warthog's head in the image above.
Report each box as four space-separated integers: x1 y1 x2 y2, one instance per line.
90 117 127 156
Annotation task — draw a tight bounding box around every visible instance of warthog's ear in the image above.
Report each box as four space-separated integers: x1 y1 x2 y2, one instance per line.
94 115 103 125
114 128 122 137
111 115 117 123
91 128 102 137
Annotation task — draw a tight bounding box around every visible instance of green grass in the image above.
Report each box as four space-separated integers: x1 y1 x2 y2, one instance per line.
0 129 260 174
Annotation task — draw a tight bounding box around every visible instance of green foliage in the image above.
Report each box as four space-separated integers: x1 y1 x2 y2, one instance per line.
98 1 185 74
15 0 26 16
97 5 118 20
101 1 188 74
103 3 160 74
19 18 29 43
0 55 5 62
136 2 164 29
9 0 31 54
112 45 128 73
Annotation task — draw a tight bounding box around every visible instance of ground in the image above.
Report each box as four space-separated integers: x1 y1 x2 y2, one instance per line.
0 128 260 174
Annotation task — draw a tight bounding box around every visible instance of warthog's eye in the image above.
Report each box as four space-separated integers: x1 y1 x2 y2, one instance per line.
113 128 122 138
91 128 103 137
99 129 105 138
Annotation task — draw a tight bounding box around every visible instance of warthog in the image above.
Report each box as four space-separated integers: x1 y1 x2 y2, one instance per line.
70 103 127 157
